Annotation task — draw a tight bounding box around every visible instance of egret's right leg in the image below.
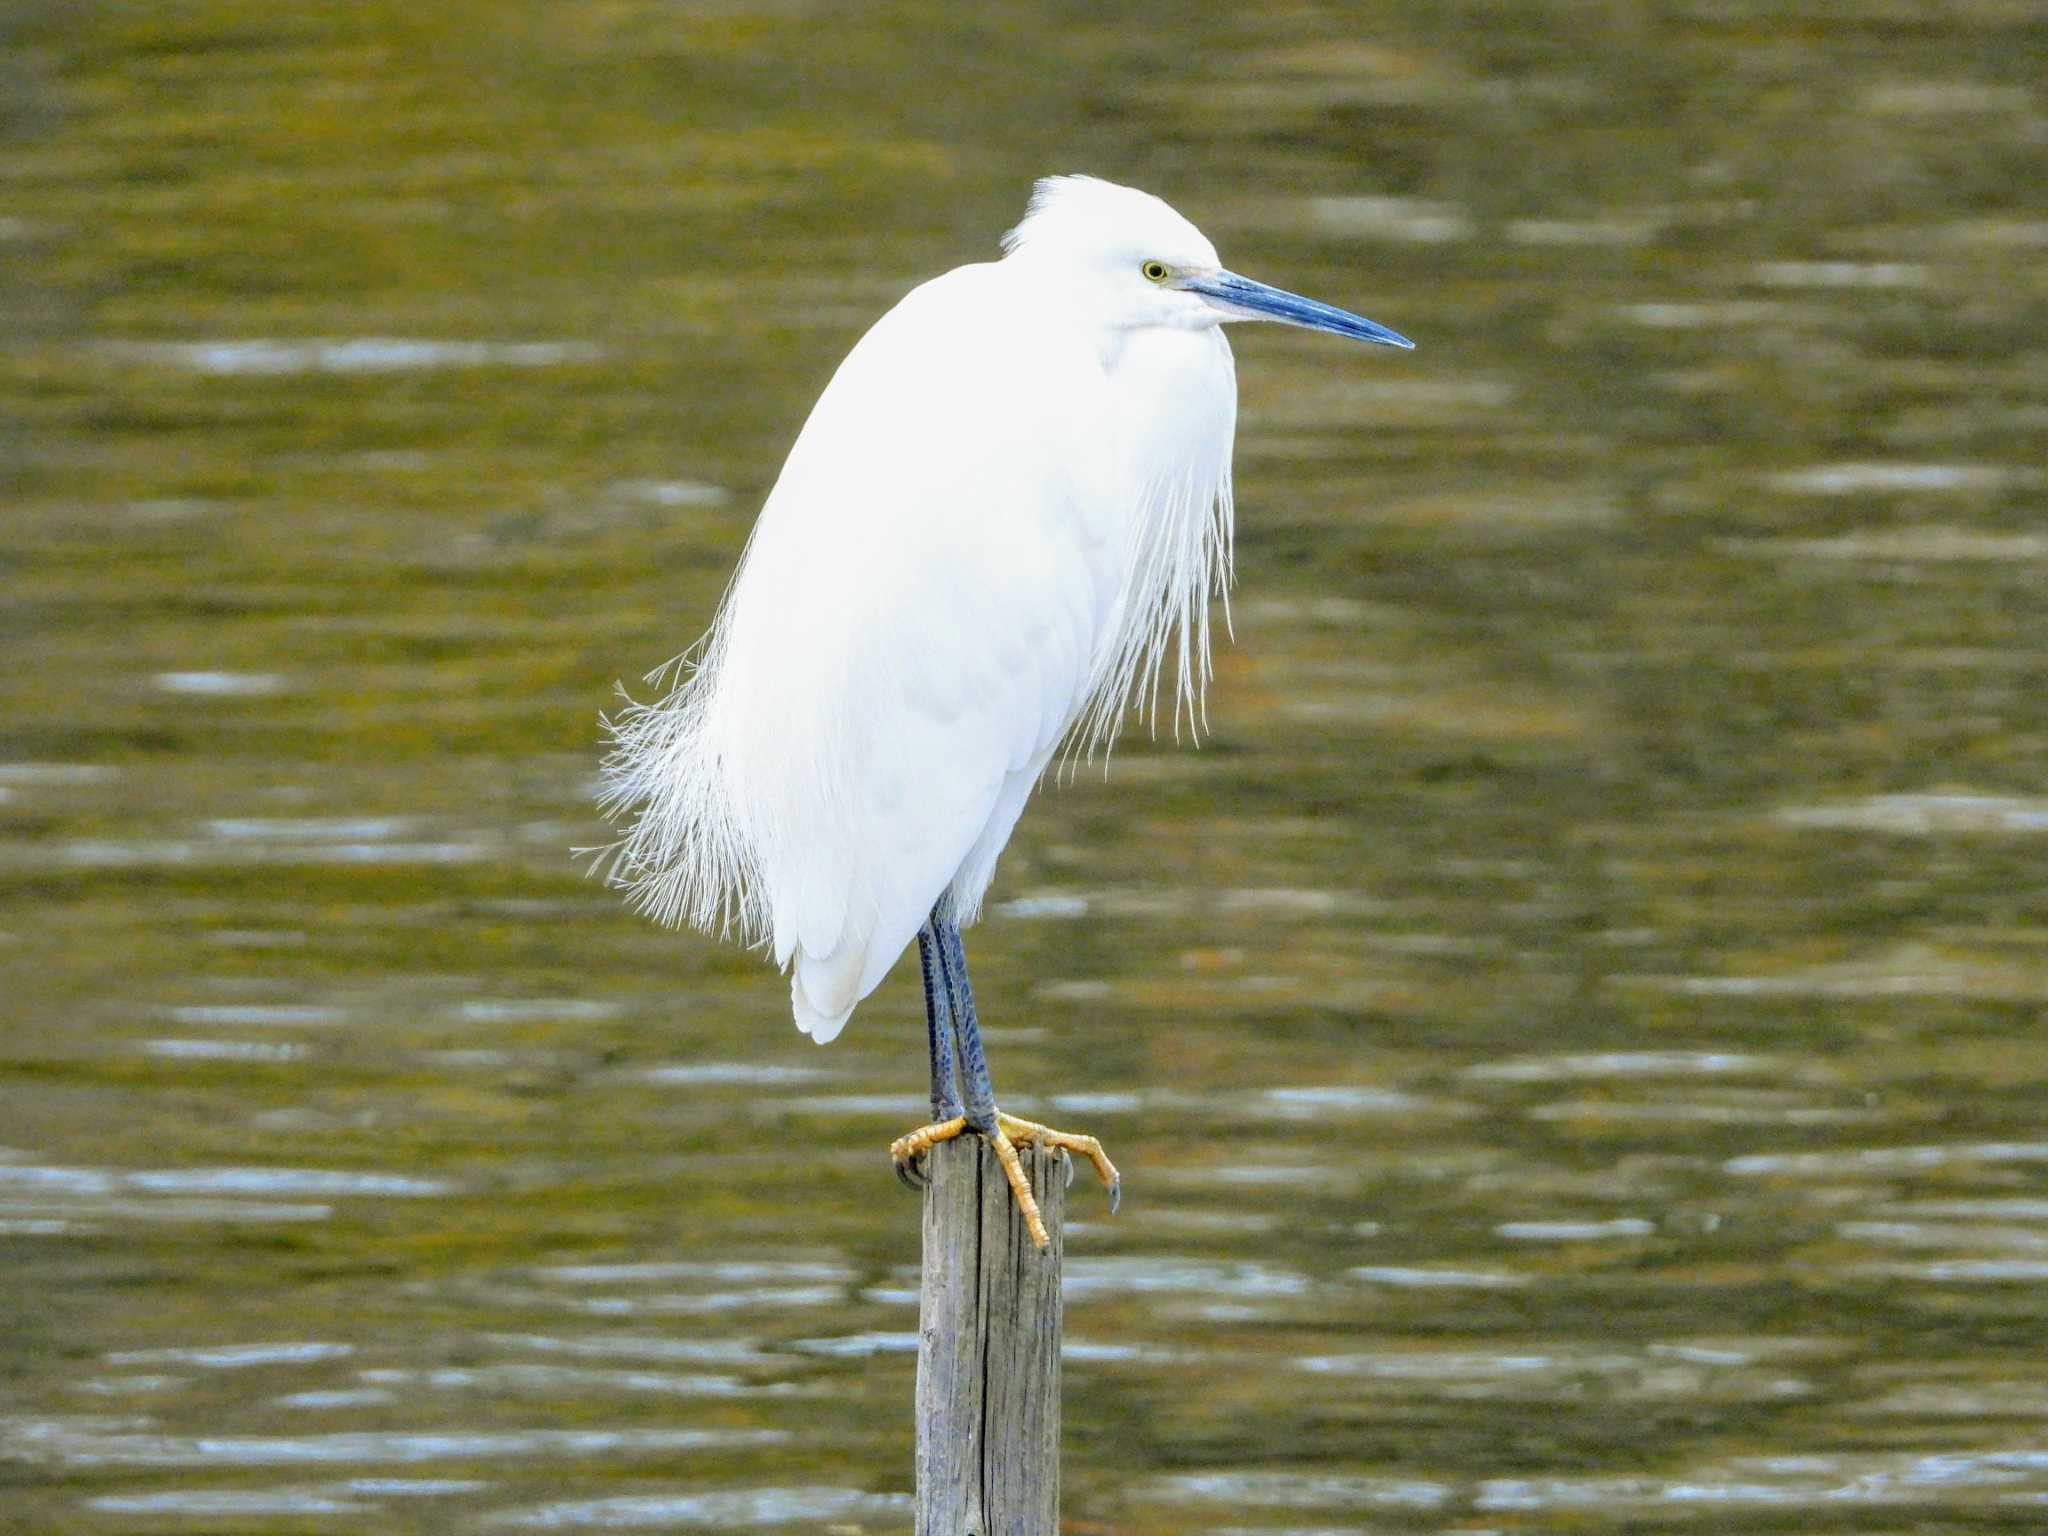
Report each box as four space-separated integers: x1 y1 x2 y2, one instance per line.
919 926 964 1122
890 925 966 1192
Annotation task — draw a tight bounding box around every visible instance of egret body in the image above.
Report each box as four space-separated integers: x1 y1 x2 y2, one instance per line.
598 177 1411 1245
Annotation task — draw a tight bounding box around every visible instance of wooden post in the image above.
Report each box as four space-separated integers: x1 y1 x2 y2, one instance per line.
915 1135 1064 1536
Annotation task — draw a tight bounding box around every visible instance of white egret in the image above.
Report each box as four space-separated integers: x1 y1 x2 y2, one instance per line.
596 176 1412 1248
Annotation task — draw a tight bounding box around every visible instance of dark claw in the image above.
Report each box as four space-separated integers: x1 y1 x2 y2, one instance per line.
1106 1177 1121 1216
895 1154 928 1193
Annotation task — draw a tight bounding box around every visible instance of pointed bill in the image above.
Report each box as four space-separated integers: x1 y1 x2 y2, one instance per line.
1186 270 1413 348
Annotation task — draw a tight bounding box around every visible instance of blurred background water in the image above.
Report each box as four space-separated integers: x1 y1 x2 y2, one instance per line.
3 1 2046 1531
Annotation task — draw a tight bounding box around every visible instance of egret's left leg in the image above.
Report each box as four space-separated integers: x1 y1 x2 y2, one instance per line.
888 915 1119 1251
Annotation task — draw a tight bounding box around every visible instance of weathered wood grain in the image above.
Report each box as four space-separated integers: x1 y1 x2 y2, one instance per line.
915 1135 1063 1536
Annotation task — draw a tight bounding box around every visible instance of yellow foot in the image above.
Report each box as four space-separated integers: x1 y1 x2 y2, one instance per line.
996 1113 1121 1214
888 1115 967 1179
889 1111 1121 1252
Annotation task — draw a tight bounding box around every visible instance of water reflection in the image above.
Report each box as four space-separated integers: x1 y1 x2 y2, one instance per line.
10 1423 784 1468
93 338 602 375
494 1487 913 1529
105 1342 355 1369
87 1490 379 1516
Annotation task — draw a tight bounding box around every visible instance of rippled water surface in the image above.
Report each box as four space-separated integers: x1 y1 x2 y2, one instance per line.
4 2 2046 1531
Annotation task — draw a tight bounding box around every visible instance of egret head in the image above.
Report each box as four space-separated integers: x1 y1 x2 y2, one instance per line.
1002 175 1412 349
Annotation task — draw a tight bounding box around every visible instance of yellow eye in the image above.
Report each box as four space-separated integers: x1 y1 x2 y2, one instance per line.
1141 260 1170 283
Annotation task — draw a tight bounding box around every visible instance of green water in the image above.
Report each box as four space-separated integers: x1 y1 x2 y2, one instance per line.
4 2 2046 1530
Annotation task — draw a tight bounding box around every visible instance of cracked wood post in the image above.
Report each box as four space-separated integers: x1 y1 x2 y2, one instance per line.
915 1134 1064 1536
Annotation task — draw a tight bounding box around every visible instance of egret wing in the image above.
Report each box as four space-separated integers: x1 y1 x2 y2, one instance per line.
604 263 1126 1039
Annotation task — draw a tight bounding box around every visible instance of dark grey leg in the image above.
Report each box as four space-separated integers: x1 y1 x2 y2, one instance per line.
901 911 1120 1229
918 922 963 1121
931 915 999 1134
897 921 965 1192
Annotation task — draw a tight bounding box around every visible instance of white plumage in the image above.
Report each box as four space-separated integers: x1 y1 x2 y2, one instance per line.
595 176 1408 1044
